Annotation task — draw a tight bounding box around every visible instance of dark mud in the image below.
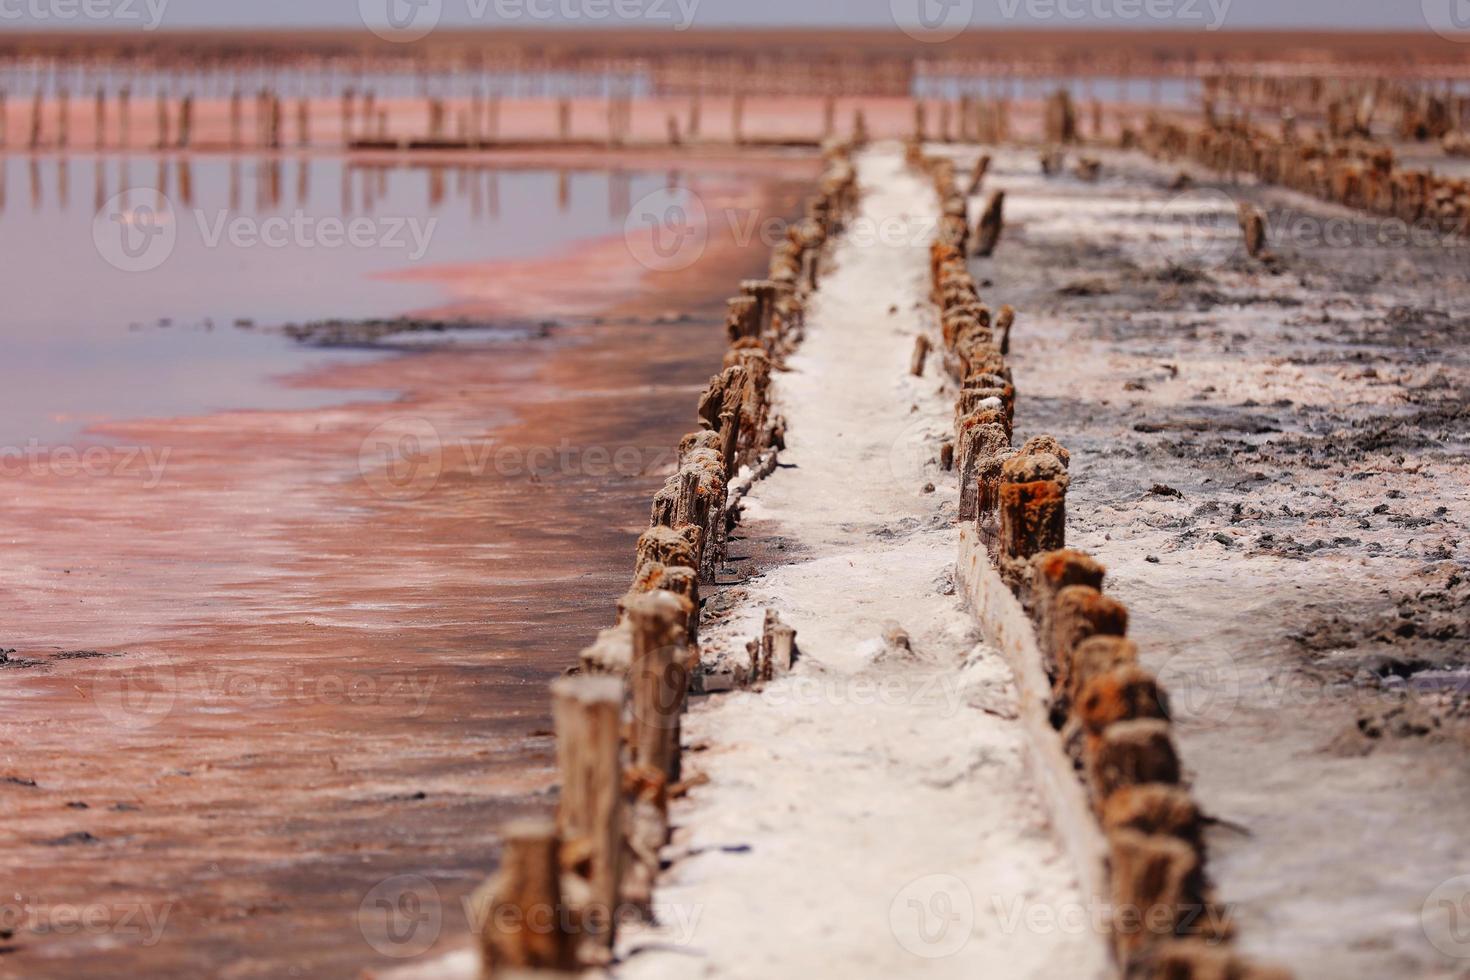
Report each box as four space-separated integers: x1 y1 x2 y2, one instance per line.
959 146 1470 977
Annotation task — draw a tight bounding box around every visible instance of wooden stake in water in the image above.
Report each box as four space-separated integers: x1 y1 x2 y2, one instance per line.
550 676 625 952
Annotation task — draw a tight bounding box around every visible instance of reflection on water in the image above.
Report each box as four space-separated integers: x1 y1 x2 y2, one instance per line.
0 155 671 445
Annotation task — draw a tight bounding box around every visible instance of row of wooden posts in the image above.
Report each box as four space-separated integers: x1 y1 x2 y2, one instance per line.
910 145 1289 980
1139 113 1470 238
469 142 859 977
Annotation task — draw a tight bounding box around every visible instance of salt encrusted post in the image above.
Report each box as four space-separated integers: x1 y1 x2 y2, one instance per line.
1107 827 1207 961
1088 718 1180 803
625 591 690 784
1101 784 1203 856
974 190 1006 258
1027 549 1105 679
957 413 1011 522
998 451 1069 561
475 819 579 977
1048 585 1128 703
551 675 625 953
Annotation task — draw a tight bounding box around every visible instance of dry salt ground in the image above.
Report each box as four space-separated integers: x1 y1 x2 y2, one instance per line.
615 147 1107 979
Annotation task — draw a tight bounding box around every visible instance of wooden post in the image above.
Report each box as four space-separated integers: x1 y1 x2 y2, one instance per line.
118 88 130 149
177 96 193 149
1237 202 1267 258
1089 718 1179 804
341 89 355 144
910 335 932 377
557 97 572 141
94 89 105 149
155 93 169 150
56 90 69 148
624 591 690 784
473 819 578 977
974 189 1006 257
296 98 310 147
966 154 991 197
29 91 42 149
230 91 242 148
551 676 625 951
732 94 744 145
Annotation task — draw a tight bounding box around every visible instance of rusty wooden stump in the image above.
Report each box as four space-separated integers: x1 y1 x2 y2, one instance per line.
910 335 932 377
974 190 1006 258
1108 827 1212 961
474 819 579 977
550 676 625 952
1089 718 1181 803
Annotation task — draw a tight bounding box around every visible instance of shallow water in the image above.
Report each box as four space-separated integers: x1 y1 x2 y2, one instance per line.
1 154 669 444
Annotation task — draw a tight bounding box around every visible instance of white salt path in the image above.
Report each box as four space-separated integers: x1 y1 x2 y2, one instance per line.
616 147 1107 979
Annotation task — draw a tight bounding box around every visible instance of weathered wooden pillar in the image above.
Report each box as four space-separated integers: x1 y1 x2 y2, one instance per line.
624 591 690 784
29 91 42 149
56 90 69 147
557 97 572 141
732 93 744 145
550 675 625 952
118 87 130 148
974 189 1006 257
93 89 105 148
474 819 579 977
1108 828 1206 961
1089 718 1179 804
1237 202 1267 258
296 98 310 147
177 96 193 149
998 450 1067 559
966 153 991 197
341 89 356 144
155 93 169 150
910 335 932 377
